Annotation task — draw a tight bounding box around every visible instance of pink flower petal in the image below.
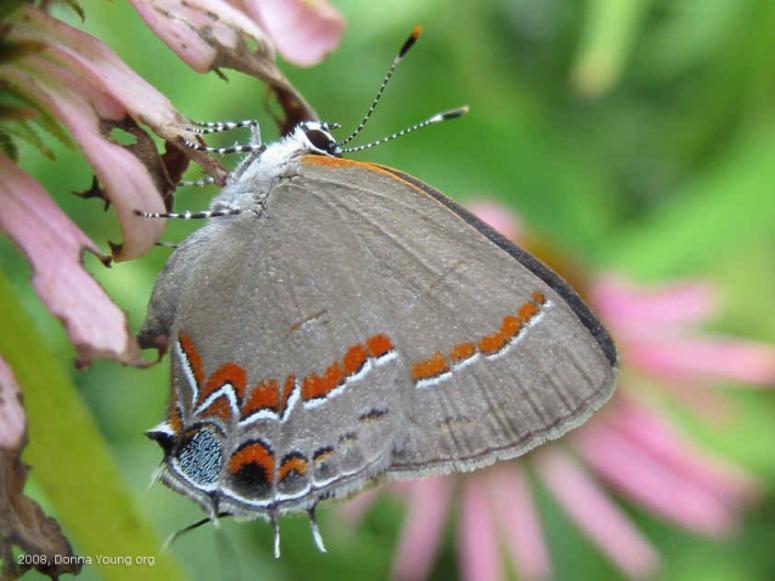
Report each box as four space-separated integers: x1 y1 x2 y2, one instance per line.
655 378 732 420
0 357 25 451
0 156 142 367
535 450 660 579
12 7 193 143
590 275 718 332
2 58 167 262
128 0 318 128
467 201 523 240
458 475 502 581
242 0 345 67
129 0 273 72
574 420 739 536
391 477 452 581
609 397 759 504
485 464 550 581
629 335 775 386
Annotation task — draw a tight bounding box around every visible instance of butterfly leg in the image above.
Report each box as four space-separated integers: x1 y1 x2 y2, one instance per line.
134 207 241 220
270 510 281 559
308 505 327 553
178 176 216 188
189 119 260 136
182 140 266 155
185 119 264 155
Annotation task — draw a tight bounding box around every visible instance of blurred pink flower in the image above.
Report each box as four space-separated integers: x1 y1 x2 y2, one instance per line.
340 201 775 580
241 0 346 67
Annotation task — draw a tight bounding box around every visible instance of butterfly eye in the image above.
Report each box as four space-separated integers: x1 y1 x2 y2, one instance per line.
305 128 337 153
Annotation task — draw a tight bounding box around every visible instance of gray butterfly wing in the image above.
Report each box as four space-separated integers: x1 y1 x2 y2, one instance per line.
290 157 617 479
141 154 616 517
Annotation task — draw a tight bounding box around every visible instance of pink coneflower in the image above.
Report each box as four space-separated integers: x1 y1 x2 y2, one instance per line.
340 201 774 580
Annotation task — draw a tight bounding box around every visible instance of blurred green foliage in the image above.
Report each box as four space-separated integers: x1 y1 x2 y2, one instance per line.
1 0 774 579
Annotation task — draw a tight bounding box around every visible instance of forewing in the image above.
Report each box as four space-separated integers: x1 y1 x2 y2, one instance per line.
293 156 617 478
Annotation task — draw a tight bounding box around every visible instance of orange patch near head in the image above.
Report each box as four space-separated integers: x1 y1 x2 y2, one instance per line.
450 342 476 363
198 363 247 407
532 291 546 305
366 334 394 358
228 441 274 482
241 379 279 418
178 333 205 387
411 352 449 382
278 455 308 480
343 344 368 375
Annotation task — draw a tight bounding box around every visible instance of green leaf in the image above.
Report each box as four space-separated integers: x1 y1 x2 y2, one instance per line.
607 125 775 278
571 0 654 96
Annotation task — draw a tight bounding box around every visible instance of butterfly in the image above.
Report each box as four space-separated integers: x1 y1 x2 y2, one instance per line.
137 27 617 557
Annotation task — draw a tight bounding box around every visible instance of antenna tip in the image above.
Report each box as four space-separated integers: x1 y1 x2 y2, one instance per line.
399 25 423 58
441 105 470 120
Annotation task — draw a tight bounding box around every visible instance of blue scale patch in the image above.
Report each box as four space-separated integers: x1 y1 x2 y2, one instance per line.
177 429 223 485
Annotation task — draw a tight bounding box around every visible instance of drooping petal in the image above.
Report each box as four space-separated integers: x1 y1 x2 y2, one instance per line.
127 0 317 129
391 477 452 581
628 335 775 386
590 275 718 333
458 475 502 581
0 357 25 450
485 464 551 581
535 450 660 579
0 156 142 367
574 419 739 536
2 57 167 262
241 0 345 67
10 6 194 144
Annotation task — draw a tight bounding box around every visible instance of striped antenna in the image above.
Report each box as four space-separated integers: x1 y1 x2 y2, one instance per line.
341 106 469 154
337 25 423 147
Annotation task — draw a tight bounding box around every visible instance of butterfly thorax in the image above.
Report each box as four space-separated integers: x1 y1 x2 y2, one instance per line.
210 122 341 213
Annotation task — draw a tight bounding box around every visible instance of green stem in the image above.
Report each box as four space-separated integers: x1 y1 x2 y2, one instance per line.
0 272 185 580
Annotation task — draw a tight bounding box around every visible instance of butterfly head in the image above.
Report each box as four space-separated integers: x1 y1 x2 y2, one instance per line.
296 121 343 157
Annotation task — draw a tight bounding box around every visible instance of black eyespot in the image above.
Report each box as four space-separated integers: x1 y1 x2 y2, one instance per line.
305 128 337 153
146 428 176 455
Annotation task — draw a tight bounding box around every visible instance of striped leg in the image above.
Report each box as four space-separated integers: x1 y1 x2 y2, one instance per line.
178 176 216 188
186 118 264 155
182 140 266 155
189 119 259 135
134 208 241 220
